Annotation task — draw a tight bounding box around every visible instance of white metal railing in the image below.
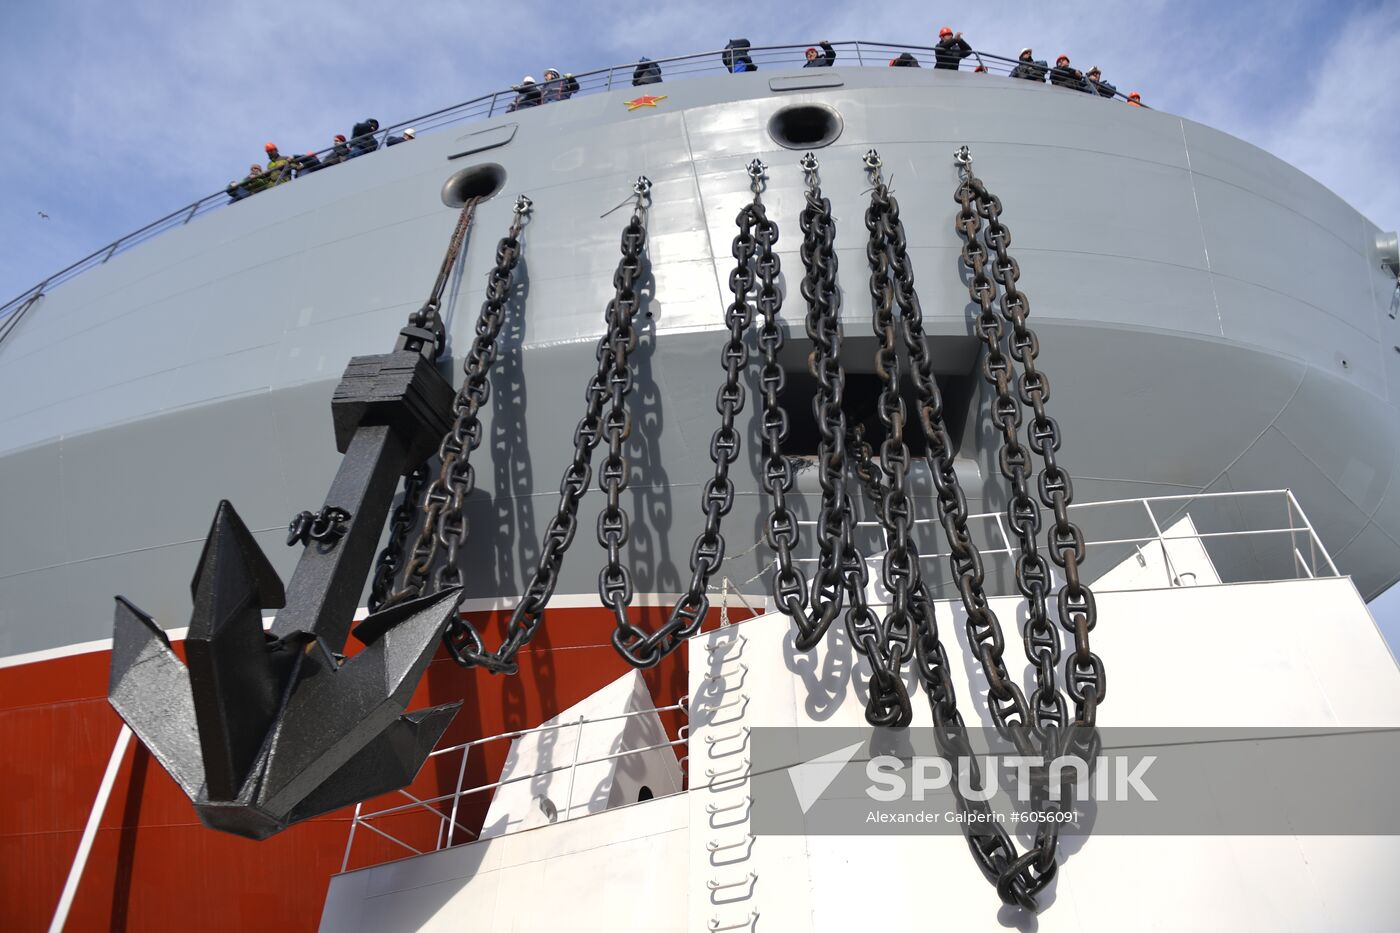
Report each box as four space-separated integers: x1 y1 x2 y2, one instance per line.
340 698 688 872
791 488 1340 594
0 39 1142 341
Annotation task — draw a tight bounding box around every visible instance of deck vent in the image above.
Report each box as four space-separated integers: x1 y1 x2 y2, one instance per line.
442 162 507 207
767 103 843 150
1379 230 1399 275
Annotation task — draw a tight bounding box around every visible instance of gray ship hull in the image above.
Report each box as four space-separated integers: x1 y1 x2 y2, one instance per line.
2 66 1398 659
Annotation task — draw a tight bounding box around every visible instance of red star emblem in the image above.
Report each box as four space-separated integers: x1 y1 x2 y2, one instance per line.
624 94 668 111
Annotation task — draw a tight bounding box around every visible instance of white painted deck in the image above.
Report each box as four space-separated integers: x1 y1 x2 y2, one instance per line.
321 572 1400 932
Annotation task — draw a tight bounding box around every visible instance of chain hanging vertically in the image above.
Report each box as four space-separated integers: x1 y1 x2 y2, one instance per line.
381 196 534 609
368 196 489 612
595 178 651 659
751 152 844 651
368 463 429 611
958 146 1104 755
768 153 910 727
857 148 1055 908
406 197 483 358
444 178 652 674
851 148 937 726
611 161 773 667
950 156 1065 744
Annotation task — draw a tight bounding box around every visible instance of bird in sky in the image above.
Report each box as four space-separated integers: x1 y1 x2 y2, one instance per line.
37 211 49 220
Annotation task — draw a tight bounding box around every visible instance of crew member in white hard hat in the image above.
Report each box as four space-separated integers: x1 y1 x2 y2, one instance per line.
386 127 417 146
1010 47 1047 82
1085 67 1117 98
540 67 580 102
508 76 541 112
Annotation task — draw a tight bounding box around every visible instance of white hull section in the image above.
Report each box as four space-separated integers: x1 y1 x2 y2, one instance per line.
322 574 1400 931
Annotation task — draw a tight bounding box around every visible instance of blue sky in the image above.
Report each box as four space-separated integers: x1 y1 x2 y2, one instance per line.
1 0 1399 646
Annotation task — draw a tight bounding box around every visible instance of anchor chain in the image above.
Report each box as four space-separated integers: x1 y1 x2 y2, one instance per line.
368 463 427 612
850 423 1030 906
756 159 828 638
596 179 651 659
860 147 1052 908
611 161 773 667
947 145 1071 908
960 148 1104 754
382 196 533 608
852 147 939 727
406 197 482 358
788 154 908 726
368 197 490 611
444 179 651 674
789 153 851 650
950 163 1065 741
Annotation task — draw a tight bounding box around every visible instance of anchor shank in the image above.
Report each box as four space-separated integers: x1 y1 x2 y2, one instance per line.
271 349 455 650
271 424 410 650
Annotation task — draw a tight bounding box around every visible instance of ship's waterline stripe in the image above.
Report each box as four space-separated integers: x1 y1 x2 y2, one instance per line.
0 592 748 670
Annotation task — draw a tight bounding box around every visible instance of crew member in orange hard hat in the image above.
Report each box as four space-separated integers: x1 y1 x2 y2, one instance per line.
1050 54 1084 90
264 142 293 184
1126 91 1145 107
934 26 972 70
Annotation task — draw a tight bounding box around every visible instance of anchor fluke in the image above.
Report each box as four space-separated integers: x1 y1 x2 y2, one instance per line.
258 588 465 818
108 596 206 799
289 703 460 822
185 500 289 800
107 516 465 839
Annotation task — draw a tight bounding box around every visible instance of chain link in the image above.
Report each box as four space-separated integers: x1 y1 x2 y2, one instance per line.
962 149 1103 753
383 197 533 609
444 181 651 673
369 463 429 611
853 149 931 726
764 154 911 727
597 180 651 661
611 162 773 667
951 168 1065 743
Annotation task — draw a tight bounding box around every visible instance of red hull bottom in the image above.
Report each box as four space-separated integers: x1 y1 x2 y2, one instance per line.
0 604 741 932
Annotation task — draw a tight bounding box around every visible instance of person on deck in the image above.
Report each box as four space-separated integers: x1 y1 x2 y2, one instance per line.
540 68 580 102
1049 55 1084 90
386 128 417 146
264 143 293 184
889 52 921 67
292 151 322 175
934 27 972 70
507 77 542 111
633 57 662 85
804 41 836 67
1086 67 1117 98
226 164 271 201
722 39 756 73
349 119 380 156
319 134 350 167
1126 91 1146 107
1010 48 1047 82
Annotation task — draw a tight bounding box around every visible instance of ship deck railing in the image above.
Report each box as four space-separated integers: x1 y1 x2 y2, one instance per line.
0 40 1132 344
341 698 690 871
784 487 1342 596
337 488 1340 873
